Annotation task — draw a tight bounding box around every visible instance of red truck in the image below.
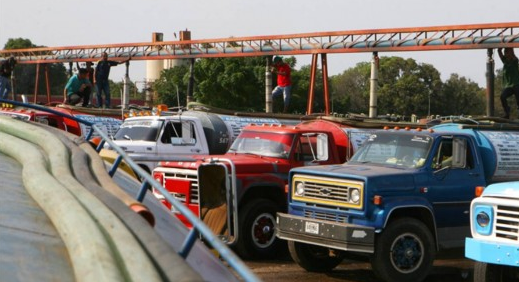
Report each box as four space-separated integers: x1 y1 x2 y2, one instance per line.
153 119 370 259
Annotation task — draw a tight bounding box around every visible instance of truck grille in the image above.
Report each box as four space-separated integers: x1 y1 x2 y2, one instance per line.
495 205 519 241
304 209 347 223
163 169 199 204
292 174 364 209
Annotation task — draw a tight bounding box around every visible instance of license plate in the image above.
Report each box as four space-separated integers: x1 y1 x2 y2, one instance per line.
305 221 319 234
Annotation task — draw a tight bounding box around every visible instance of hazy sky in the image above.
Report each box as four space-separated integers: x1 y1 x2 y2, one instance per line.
1 0 517 87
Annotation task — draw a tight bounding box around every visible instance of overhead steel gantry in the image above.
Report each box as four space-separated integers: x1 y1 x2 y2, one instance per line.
2 22 519 115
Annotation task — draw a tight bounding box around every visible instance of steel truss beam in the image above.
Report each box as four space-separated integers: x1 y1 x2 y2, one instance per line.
1 22 519 64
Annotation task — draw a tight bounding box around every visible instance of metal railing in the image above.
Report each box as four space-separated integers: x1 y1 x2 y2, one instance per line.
0 99 260 282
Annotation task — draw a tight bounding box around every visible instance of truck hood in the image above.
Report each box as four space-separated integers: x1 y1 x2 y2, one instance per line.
482 181 519 199
167 153 290 173
293 163 417 193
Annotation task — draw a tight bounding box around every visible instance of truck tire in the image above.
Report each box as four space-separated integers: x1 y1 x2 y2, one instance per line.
288 241 343 272
474 262 519 282
370 217 435 282
234 199 285 259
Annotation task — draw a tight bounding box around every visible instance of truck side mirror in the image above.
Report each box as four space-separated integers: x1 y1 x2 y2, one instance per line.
452 137 467 168
181 122 195 144
316 133 329 161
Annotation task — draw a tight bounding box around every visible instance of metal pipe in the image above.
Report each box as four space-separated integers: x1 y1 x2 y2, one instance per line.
187 58 195 104
486 48 495 117
321 53 330 115
45 64 51 104
265 56 273 113
122 61 130 110
34 63 40 103
307 54 318 114
369 52 379 118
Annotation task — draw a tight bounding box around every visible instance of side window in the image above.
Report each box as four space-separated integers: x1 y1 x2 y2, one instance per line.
294 134 327 162
432 137 473 169
161 122 181 144
161 121 197 145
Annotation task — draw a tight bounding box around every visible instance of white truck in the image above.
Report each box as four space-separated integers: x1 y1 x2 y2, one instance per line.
110 111 299 174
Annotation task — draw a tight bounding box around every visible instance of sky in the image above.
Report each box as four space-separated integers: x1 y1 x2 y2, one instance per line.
1 0 518 88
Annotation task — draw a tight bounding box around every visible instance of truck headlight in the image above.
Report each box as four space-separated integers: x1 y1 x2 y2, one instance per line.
350 188 360 204
295 182 305 196
476 212 490 227
473 205 493 236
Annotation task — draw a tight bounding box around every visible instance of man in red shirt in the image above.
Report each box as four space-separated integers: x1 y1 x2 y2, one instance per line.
271 56 292 113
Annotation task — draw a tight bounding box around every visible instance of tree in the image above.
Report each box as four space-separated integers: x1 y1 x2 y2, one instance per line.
154 64 190 107
3 38 68 100
441 74 485 116
330 62 370 114
329 56 487 118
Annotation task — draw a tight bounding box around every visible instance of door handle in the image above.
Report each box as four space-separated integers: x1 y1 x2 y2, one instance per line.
468 172 480 177
191 149 201 152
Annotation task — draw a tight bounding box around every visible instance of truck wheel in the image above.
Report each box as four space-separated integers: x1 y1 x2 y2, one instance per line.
370 217 435 282
234 199 285 259
288 240 343 272
474 262 519 282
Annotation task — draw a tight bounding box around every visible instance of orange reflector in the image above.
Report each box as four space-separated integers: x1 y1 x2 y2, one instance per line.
285 184 289 194
373 195 383 205
157 104 168 112
475 186 485 197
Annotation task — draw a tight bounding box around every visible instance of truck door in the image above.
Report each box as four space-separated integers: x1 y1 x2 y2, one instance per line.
157 120 202 157
292 133 334 167
426 135 485 248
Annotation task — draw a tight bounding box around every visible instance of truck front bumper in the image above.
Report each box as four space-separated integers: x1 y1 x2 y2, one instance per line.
276 212 374 253
466 237 519 267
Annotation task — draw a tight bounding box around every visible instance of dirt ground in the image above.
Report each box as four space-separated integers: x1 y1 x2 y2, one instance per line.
243 251 474 282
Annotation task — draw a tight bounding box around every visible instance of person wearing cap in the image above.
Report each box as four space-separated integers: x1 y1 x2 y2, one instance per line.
498 48 519 119
0 57 16 100
64 68 92 107
271 56 292 113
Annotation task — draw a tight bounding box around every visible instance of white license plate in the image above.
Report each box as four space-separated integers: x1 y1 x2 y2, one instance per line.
304 221 319 234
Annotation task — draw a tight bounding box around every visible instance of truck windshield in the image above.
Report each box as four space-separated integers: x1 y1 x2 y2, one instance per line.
114 119 163 142
349 132 432 168
228 131 294 158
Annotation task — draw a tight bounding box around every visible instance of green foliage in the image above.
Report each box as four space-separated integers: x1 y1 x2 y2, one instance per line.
330 56 485 117
3 38 68 99
154 64 190 107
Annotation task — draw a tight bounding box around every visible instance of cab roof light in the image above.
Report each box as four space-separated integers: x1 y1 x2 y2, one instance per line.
416 127 422 131
405 127 411 131
394 126 400 130
383 126 390 130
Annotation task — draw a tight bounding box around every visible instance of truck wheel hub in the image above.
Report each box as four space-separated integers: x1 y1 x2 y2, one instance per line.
252 213 276 248
390 233 424 274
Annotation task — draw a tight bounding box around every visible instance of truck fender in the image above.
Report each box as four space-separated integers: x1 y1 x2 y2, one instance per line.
376 199 439 250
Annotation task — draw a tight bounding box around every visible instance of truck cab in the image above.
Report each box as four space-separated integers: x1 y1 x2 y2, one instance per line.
276 125 508 282
111 115 210 174
153 120 355 259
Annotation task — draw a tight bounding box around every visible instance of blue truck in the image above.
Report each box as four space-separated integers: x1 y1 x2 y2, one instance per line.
466 181 519 281
276 123 519 282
